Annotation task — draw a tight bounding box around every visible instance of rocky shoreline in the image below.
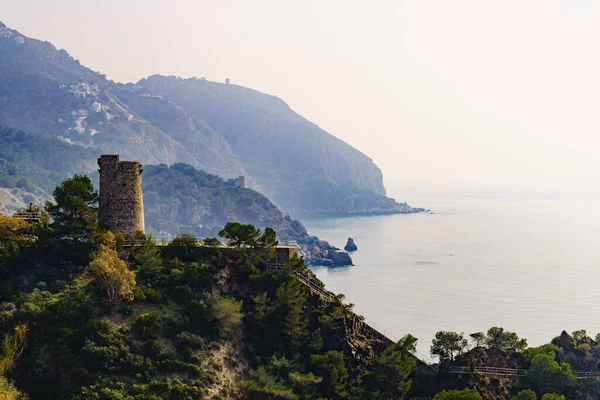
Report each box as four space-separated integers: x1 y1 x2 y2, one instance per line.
294 207 427 218
280 215 353 266
285 207 428 266
296 236 353 267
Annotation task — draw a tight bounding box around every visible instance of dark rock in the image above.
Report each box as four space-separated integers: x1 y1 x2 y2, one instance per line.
326 250 353 266
344 237 357 252
291 219 308 236
315 258 335 267
558 330 575 351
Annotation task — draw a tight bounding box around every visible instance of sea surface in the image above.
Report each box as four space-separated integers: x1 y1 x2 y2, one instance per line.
299 186 600 360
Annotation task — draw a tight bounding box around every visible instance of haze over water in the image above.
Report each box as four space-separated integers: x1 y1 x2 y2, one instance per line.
301 187 600 359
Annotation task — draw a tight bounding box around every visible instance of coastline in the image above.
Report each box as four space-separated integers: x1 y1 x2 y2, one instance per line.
293 207 427 219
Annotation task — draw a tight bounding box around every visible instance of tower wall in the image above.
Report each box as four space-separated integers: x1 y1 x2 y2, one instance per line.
98 155 145 238
236 175 247 188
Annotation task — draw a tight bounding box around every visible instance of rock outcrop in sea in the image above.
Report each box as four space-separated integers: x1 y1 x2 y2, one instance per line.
326 250 353 266
344 237 358 252
295 235 353 266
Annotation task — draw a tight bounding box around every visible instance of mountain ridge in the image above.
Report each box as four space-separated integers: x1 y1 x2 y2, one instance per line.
0 21 421 215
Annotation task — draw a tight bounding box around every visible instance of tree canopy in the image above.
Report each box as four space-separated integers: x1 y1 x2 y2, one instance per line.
485 326 527 353
0 215 36 256
433 388 483 400
511 389 538 400
431 331 468 363
219 222 261 248
88 231 136 306
45 174 98 241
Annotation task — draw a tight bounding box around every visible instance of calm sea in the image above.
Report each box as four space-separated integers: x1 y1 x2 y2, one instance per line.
300 187 600 359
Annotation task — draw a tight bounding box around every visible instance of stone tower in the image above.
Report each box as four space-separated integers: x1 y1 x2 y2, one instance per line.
98 154 145 237
235 175 247 188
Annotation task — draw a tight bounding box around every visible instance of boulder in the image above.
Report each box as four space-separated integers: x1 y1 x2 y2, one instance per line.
327 250 353 266
316 258 335 267
558 330 575 351
290 219 308 236
344 237 358 252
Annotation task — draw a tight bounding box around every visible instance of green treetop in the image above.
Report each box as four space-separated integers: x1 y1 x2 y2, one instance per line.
45 174 98 241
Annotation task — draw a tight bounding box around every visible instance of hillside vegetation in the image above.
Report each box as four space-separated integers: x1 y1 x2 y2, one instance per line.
143 163 296 239
0 126 97 193
143 163 351 265
0 176 416 399
1 177 600 399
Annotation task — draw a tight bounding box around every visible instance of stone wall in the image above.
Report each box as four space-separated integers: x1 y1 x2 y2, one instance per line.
274 246 299 264
98 154 145 237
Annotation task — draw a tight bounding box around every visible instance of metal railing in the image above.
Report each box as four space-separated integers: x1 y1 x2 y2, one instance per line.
576 371 600 379
446 366 600 380
12 211 42 222
123 235 177 246
447 365 526 377
265 263 335 299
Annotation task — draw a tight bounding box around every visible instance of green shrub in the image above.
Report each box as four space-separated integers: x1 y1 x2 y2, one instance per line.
176 332 205 351
207 296 243 339
134 237 163 282
162 313 188 339
433 388 483 400
511 389 537 400
0 311 13 329
183 262 212 290
521 348 576 395
169 268 184 284
81 320 133 373
240 367 296 399
171 285 192 303
165 234 199 260
310 351 349 399
541 394 565 400
132 285 145 302
143 287 162 303
142 339 164 359
132 313 160 339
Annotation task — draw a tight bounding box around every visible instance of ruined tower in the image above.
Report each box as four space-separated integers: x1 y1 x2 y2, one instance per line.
235 175 247 188
98 154 145 238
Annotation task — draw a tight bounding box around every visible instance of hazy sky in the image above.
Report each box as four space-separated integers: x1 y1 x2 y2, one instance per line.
2 0 600 191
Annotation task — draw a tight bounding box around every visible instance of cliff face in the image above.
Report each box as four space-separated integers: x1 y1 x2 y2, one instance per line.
136 75 390 213
119 91 247 179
